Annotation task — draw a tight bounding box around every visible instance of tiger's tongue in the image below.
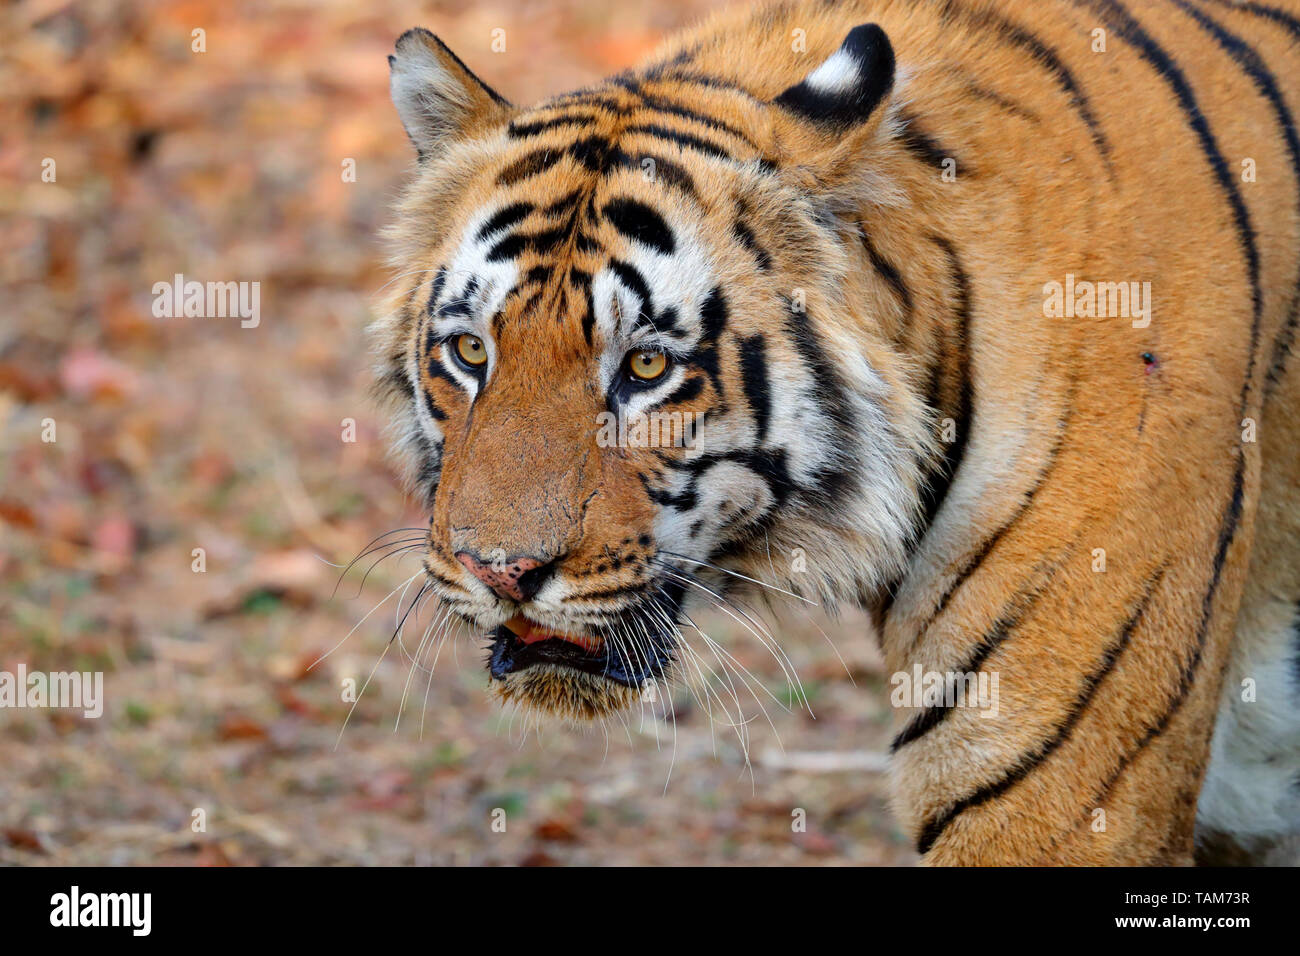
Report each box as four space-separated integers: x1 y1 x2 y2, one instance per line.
504 615 602 653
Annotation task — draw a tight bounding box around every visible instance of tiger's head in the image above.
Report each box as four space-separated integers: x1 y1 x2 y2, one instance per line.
372 24 933 721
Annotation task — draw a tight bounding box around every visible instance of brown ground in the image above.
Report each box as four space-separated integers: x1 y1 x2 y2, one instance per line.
0 0 914 866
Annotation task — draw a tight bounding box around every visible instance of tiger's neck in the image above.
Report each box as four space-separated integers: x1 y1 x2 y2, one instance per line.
844 99 1094 618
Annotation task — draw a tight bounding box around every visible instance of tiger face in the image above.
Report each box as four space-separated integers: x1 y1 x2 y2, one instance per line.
374 25 931 720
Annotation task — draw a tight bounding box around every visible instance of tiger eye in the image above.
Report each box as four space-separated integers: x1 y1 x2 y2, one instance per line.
628 349 668 381
455 334 487 367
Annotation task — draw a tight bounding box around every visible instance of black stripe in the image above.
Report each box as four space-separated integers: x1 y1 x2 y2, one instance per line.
916 235 973 529
623 123 732 160
571 268 596 347
602 197 676 254
891 583 1048 752
874 579 901 634
567 135 619 172
733 219 772 271
649 306 683 336
507 113 598 138
611 150 698 198
641 470 695 511
649 447 797 512
639 94 758 148
379 365 413 403
783 304 855 437
782 302 858 510
859 227 913 320
919 455 1051 633
425 353 459 387
1172 0 1300 403
424 267 446 316
699 287 727 342
543 91 633 115
496 148 563 186
1197 0 1300 395
607 259 653 313
610 72 641 96
1204 0 1300 36
898 111 958 173
738 334 771 444
422 389 447 422
435 297 473 318
519 289 543 318
915 566 1166 854
646 47 699 72
475 202 534 242
435 275 477 317
662 374 705 407
941 0 1114 175
641 69 761 102
485 226 568 263
692 287 729 399
541 188 584 217
1078 0 1261 410
410 427 442 496
913 376 1075 653
958 77 1041 124
1272 306 1300 391
425 565 467 594
1291 599 1300 695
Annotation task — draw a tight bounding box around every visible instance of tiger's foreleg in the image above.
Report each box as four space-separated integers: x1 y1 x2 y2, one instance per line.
883 443 1258 865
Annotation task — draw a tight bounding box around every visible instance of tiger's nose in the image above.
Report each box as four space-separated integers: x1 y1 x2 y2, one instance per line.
455 551 554 602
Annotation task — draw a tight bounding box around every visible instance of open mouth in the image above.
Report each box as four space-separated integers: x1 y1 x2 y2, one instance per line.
488 613 672 687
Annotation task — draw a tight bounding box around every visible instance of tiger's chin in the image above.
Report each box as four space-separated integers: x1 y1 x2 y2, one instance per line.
488 665 643 722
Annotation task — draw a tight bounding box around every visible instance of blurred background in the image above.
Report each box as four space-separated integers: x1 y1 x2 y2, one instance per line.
0 0 913 865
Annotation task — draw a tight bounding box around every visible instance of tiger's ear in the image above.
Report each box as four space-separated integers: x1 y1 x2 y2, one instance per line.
389 28 511 161
770 24 896 188
775 24 894 128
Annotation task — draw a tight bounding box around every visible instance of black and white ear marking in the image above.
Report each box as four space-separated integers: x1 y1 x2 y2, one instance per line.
389 27 511 161
774 24 895 127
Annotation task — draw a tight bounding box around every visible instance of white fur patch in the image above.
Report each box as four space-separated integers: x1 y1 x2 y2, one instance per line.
415 212 522 399
804 48 861 95
592 224 714 421
1198 603 1300 850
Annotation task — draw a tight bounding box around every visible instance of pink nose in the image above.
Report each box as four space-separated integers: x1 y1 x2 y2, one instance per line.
456 552 549 602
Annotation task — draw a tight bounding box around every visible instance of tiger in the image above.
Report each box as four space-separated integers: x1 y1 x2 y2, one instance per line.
370 0 1300 865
